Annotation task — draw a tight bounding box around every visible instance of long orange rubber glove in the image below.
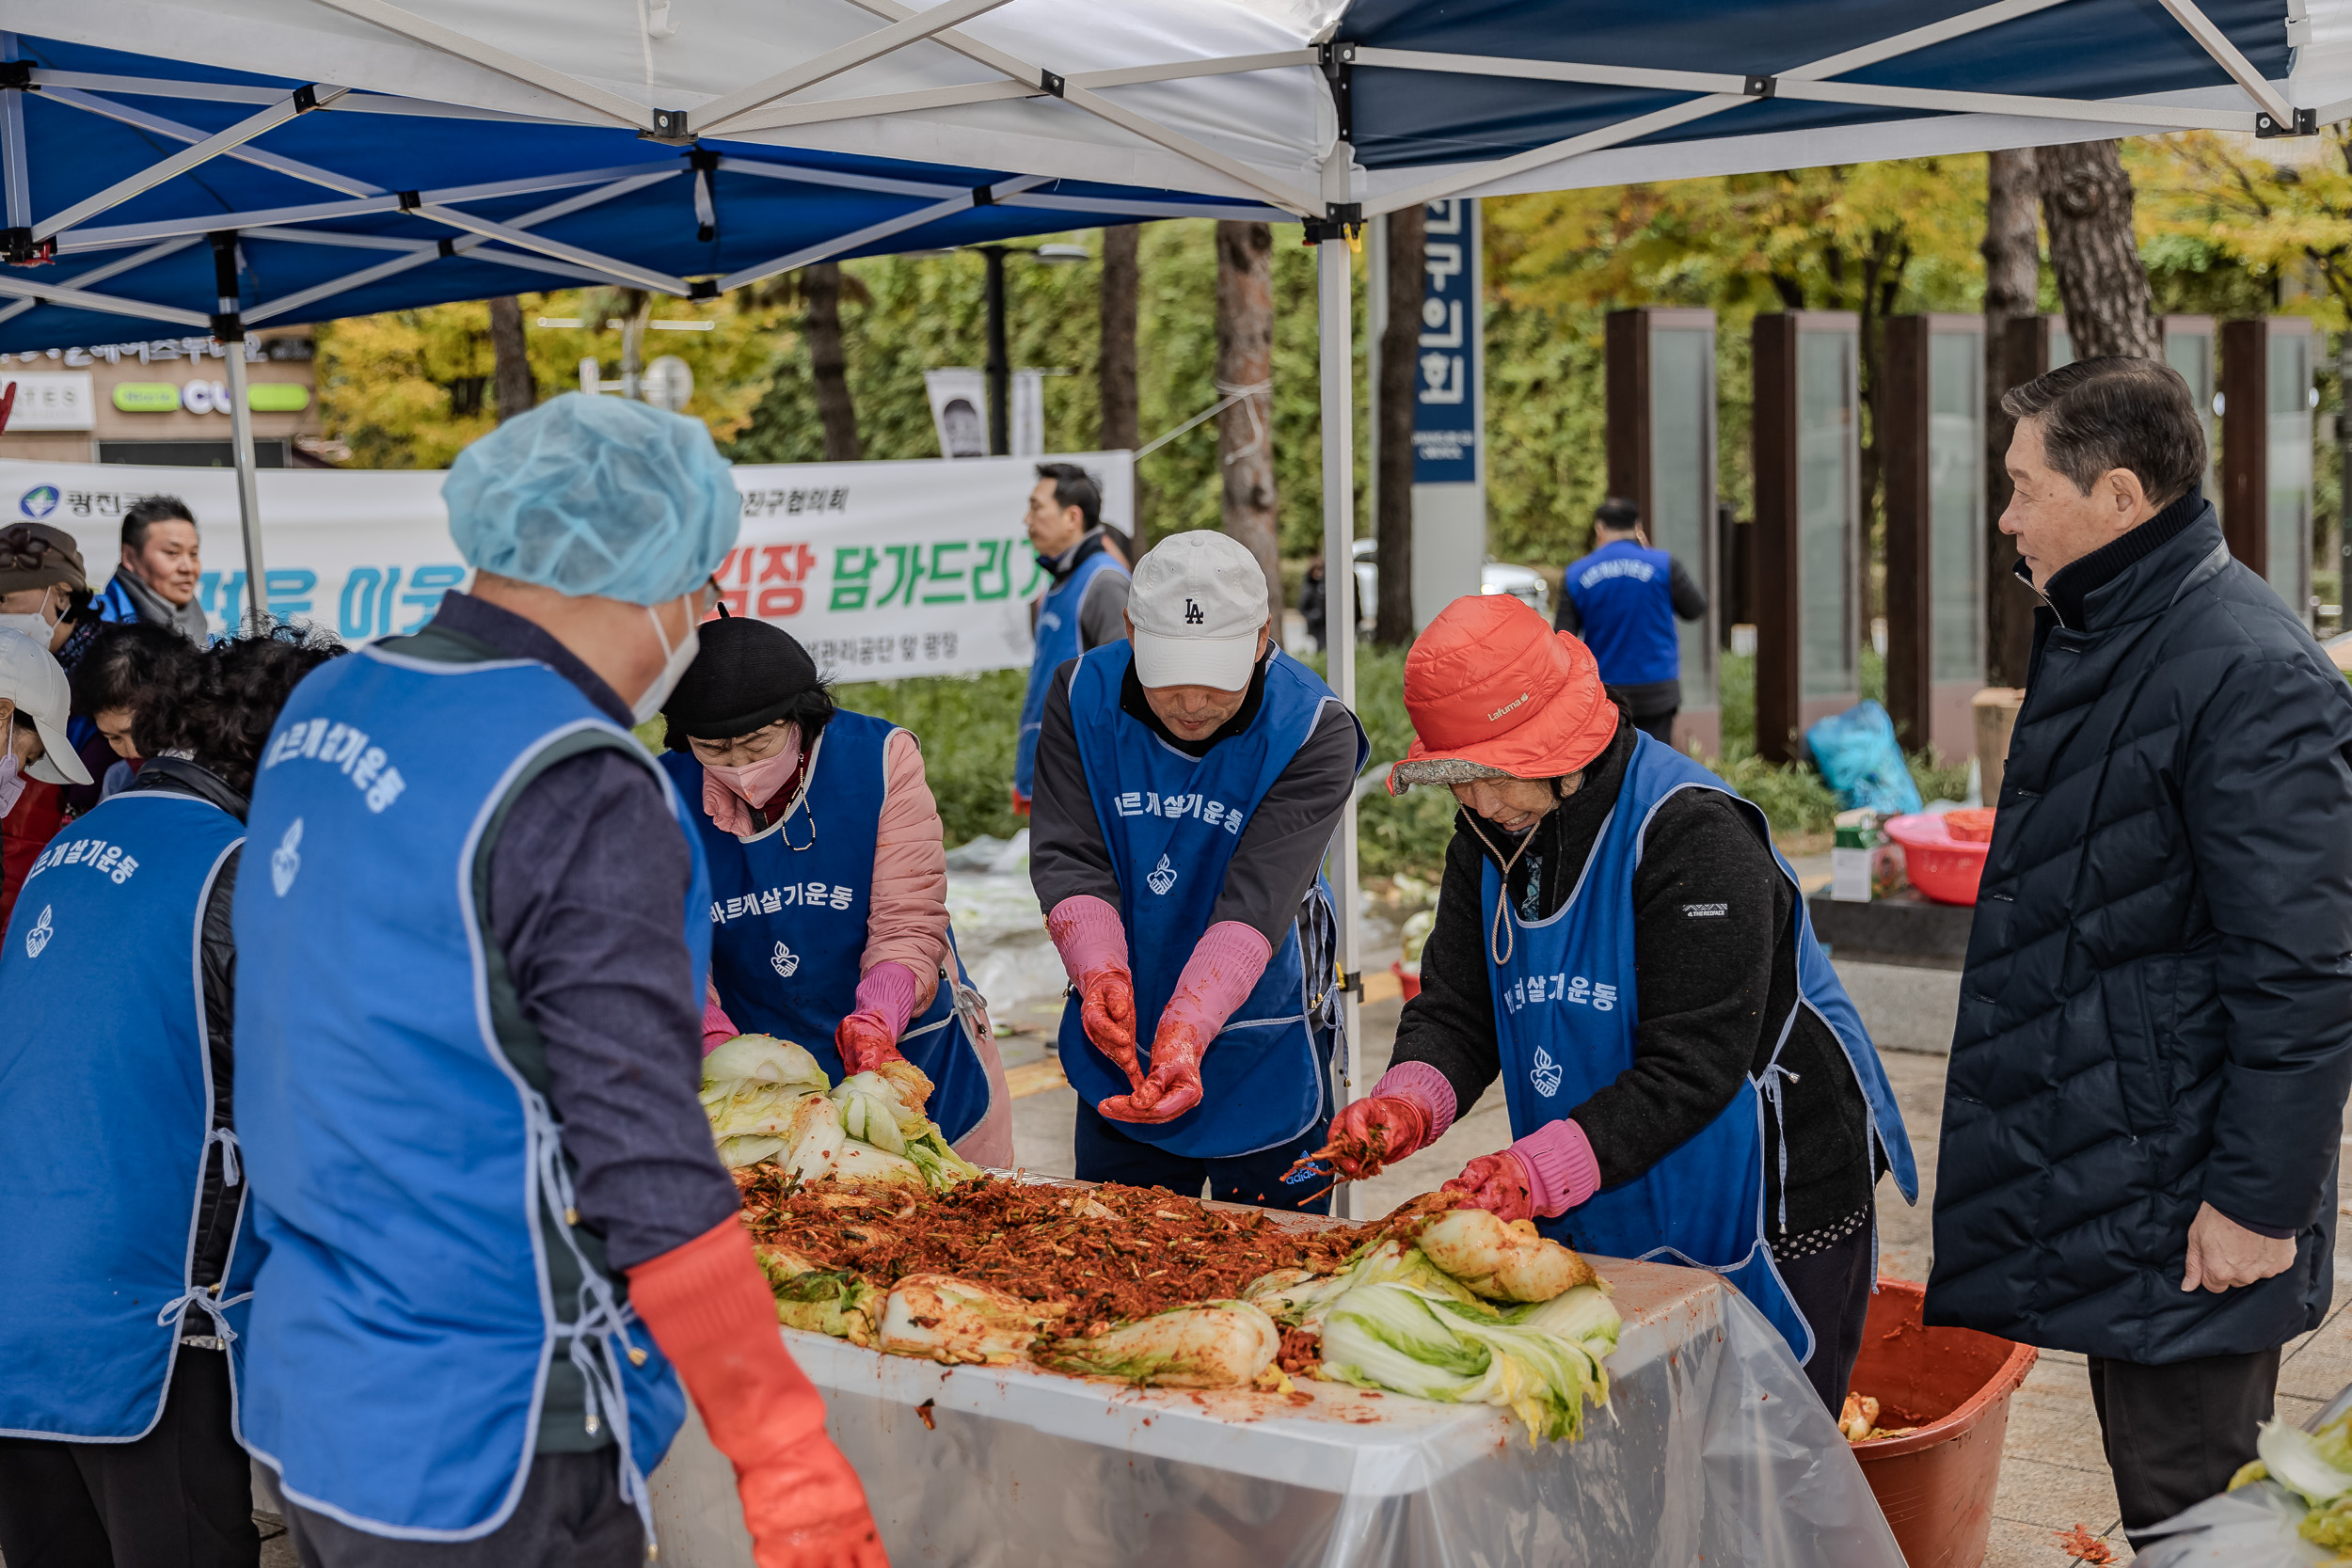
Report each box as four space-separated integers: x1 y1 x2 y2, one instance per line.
629 1218 887 1568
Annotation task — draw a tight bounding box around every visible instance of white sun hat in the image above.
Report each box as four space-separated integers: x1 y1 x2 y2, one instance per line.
1126 531 1271 691
0 628 92 786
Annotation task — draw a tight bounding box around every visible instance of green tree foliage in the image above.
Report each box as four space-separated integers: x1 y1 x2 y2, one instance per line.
315 288 788 467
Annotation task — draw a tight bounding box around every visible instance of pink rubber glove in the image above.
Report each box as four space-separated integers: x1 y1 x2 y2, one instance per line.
1096 923 1269 1125
1047 896 1140 1087
1319 1062 1457 1178
836 961 920 1074
1443 1120 1601 1221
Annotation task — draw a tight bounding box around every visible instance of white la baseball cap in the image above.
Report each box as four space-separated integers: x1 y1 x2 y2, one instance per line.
0 628 92 785
1128 531 1271 691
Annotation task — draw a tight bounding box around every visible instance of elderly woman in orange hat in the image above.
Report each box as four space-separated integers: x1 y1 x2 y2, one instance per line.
1323 594 1916 1412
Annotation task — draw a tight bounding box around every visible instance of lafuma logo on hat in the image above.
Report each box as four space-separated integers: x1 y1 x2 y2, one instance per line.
18 485 56 520
1487 690 1532 723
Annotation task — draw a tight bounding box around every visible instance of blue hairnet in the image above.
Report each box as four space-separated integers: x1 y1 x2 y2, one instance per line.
442 393 741 606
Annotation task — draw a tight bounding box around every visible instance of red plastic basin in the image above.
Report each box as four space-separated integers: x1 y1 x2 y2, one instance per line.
1883 813 1992 906
1848 1279 2039 1568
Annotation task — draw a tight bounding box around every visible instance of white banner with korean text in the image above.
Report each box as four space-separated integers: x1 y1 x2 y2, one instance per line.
0 451 1133 681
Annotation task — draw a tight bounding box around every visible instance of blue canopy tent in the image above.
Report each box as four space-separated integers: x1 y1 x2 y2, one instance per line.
8 0 2344 1195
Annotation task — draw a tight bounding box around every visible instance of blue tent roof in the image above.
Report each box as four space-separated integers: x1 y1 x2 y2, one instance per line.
0 31 1281 352
1338 0 2298 172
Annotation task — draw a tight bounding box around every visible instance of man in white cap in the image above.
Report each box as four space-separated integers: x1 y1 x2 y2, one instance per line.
0 628 94 813
1028 531 1365 1210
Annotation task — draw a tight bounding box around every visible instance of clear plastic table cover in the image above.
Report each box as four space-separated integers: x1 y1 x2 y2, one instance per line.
2133 1380 2352 1568
647 1256 1904 1567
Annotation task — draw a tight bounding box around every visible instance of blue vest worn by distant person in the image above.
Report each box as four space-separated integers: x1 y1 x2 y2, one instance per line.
233 643 707 1541
1057 643 1367 1160
1483 733 1917 1364
1565 540 1680 688
1015 545 1127 799
0 791 251 1441
662 709 994 1144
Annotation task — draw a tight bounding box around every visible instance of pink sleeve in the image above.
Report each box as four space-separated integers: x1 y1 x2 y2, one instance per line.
852 960 922 1038
1155 921 1272 1039
860 728 949 1015
1046 894 1127 980
701 983 738 1056
1511 1117 1602 1218
1370 1060 1459 1141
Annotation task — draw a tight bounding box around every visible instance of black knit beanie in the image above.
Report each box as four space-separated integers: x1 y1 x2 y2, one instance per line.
662 611 827 740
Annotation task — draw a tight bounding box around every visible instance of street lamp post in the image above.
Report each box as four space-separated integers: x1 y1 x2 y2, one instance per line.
970 242 1089 456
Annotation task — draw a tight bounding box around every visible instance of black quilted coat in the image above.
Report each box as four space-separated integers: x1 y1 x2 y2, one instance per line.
1926 502 2352 1363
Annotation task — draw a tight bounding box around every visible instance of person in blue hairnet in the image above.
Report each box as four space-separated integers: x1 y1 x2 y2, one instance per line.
231 395 886 1568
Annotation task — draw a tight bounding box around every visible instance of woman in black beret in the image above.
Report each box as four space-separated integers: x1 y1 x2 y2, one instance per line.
660 612 1011 1162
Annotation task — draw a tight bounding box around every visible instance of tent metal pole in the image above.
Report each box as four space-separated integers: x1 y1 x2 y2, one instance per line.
687 0 1018 136
32 87 346 244
1316 143 1361 1220
0 34 29 233
304 0 649 128
2153 0 2300 128
212 232 267 634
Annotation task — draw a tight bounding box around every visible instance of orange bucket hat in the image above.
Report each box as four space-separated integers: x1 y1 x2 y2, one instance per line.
1389 594 1620 794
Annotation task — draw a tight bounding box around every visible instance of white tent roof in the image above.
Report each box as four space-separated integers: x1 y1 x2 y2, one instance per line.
18 0 2351 226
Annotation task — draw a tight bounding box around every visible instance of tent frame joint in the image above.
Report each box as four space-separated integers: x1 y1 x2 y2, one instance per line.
689 277 719 299
1303 203 1360 244
1318 40 1355 144
2257 105 2317 136
647 107 691 142
1744 73 1777 99
1039 69 1065 98
0 227 42 265
0 61 28 91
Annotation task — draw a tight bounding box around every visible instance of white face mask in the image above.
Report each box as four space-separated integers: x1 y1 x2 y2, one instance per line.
631 594 701 726
0 718 24 819
0 588 59 646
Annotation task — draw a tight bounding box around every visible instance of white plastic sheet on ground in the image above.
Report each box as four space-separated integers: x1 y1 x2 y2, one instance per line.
646 1256 1903 1566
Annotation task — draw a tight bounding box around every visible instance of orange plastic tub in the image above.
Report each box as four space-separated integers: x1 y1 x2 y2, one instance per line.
1883 814 1992 906
1847 1279 2038 1568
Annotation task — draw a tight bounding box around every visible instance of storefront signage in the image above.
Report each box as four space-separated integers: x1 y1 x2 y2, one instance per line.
0 372 96 431
110 380 314 416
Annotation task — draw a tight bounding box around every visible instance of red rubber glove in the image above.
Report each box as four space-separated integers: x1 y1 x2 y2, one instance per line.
1077 967 1142 1091
1443 1150 1536 1223
1009 784 1031 817
1097 1019 1205 1124
1322 1094 1432 1180
629 1218 887 1568
834 1010 903 1075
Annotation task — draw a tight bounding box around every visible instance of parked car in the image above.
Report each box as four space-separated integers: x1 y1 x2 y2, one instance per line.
1350 538 1549 634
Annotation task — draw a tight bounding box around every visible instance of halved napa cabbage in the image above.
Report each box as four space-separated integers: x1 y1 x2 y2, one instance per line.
1413 1209 1597 1302
1037 1301 1280 1387
1317 1281 1611 1445
880 1275 1066 1364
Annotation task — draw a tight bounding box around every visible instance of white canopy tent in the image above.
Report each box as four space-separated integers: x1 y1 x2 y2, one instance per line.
14 0 2346 1207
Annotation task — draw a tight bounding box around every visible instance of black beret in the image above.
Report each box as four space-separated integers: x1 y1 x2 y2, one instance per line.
662 612 820 740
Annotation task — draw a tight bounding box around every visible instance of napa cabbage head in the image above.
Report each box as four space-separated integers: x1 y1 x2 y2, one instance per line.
1317 1282 1491 1402
1506 1284 1621 1354
705 1035 829 1093
2261 1418 2352 1504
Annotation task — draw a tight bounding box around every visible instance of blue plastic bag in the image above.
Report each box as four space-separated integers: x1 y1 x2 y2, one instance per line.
1803 700 1923 816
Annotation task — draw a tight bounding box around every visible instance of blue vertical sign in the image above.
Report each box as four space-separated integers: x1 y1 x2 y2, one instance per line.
1413 199 1478 485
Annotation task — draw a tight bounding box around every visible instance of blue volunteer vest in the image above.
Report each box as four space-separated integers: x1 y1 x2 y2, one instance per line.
661 710 993 1144
1015 546 1127 798
1565 540 1680 688
1485 734 1918 1364
0 791 252 1441
233 643 707 1541
1056 643 1367 1160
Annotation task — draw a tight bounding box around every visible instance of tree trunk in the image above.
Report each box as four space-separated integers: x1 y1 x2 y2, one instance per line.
1983 148 2042 689
487 295 534 422
2038 140 2158 360
1098 226 1139 451
803 261 861 461
1375 206 1424 647
1215 219 1282 626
